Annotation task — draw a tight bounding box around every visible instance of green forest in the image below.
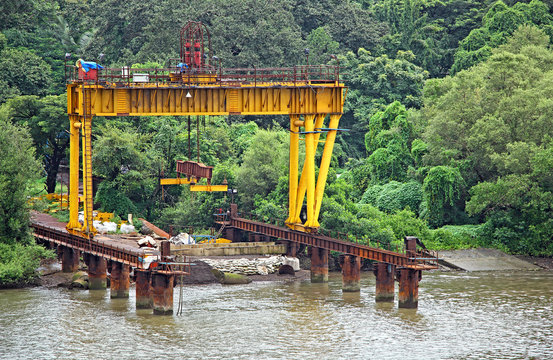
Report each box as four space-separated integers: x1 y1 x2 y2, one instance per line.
2 0 553 285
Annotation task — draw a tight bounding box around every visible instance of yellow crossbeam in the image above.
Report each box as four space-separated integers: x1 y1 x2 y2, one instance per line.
190 185 228 192
160 178 194 185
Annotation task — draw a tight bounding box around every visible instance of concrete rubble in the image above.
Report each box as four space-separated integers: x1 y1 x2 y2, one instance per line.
201 256 300 276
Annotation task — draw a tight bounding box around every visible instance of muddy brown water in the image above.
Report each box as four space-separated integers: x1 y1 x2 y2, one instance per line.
1 271 552 359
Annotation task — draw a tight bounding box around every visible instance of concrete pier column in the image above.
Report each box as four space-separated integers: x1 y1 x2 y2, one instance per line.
110 262 130 298
374 262 395 302
61 246 80 273
87 255 107 290
310 247 329 283
152 273 174 315
397 268 421 309
341 255 361 292
135 269 152 309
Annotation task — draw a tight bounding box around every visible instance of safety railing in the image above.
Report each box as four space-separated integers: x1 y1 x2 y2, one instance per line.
66 64 341 87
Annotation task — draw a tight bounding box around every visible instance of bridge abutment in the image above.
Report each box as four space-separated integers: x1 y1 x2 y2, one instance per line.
310 247 329 283
341 255 361 292
152 273 174 315
86 255 107 290
374 262 395 302
61 246 80 273
135 269 153 309
110 262 130 298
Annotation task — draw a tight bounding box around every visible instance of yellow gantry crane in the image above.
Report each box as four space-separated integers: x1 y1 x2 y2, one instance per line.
65 21 346 237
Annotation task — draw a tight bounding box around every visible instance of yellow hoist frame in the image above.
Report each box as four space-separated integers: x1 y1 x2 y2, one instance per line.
66 80 346 237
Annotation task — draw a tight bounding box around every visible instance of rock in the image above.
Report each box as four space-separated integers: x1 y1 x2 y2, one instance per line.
221 272 252 285
72 271 88 282
69 278 88 289
211 268 225 282
278 264 295 275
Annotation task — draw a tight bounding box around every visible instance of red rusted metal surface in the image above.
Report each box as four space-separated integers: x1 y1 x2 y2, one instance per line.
152 273 174 315
341 255 361 292
374 262 395 302
310 247 329 283
110 262 130 298
176 160 213 184
135 269 152 309
139 218 170 239
226 217 437 269
61 245 80 273
397 268 421 309
180 21 213 71
87 255 107 290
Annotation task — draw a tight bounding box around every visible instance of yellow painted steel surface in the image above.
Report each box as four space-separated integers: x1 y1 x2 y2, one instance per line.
66 80 346 235
160 178 194 185
189 185 228 192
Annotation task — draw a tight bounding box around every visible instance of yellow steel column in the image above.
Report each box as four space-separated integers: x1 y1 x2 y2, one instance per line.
313 114 342 227
67 115 81 230
286 114 300 226
294 114 325 222
303 114 316 228
80 114 95 236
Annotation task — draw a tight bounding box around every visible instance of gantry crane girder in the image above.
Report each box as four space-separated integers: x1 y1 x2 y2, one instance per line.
66 80 346 236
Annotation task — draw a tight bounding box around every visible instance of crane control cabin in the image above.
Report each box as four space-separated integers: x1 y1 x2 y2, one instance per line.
65 21 346 238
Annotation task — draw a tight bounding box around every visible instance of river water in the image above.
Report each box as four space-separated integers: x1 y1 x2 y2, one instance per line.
1 271 552 360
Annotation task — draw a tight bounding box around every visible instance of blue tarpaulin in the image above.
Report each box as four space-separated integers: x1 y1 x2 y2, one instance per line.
78 59 104 73
177 63 189 71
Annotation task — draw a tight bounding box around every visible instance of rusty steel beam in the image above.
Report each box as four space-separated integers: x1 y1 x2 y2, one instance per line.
229 217 412 266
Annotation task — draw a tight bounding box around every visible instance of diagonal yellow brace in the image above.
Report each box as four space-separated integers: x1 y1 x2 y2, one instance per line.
302 114 316 227
313 114 342 227
294 114 325 223
286 114 300 225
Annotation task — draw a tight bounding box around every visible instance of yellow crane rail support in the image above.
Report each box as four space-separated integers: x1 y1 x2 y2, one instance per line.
66 79 346 237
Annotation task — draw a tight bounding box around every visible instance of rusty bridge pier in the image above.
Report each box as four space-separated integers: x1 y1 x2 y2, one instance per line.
397 237 421 308
310 247 329 283
61 245 80 273
152 272 174 315
341 255 361 292
135 269 153 309
374 262 395 302
110 262 130 298
85 254 107 290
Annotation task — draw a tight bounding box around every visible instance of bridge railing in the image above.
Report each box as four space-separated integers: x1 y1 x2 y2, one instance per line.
65 64 341 86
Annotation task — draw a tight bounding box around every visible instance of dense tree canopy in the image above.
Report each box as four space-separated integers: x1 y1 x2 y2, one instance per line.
2 0 553 261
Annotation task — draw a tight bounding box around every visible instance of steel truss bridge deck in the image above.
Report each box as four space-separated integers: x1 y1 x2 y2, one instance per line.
226 217 438 270
31 212 150 269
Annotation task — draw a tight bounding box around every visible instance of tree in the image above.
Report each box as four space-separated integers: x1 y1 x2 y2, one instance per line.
451 0 553 73
0 95 69 193
422 165 465 227
235 129 288 211
0 118 41 244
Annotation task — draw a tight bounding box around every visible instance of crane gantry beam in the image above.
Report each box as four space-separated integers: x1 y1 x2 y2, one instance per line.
65 22 345 237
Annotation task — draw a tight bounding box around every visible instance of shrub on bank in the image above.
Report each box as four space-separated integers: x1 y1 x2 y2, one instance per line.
0 243 55 288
